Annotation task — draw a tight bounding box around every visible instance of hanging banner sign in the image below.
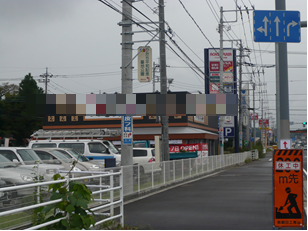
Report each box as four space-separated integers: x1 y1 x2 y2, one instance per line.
273 149 304 228
138 46 152 82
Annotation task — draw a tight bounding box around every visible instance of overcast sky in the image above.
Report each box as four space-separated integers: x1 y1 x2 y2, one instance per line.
0 0 306 130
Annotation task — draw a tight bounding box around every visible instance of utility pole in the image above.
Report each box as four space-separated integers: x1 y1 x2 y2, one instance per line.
219 6 224 155
152 62 159 92
120 0 133 194
275 0 290 148
238 41 243 149
159 0 169 161
39 68 53 94
253 82 256 146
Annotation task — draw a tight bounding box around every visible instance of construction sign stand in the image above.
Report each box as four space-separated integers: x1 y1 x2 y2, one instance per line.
273 149 304 229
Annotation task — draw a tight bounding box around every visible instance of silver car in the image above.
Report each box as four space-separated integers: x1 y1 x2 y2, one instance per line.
45 148 105 170
0 147 65 181
0 154 63 205
32 149 93 180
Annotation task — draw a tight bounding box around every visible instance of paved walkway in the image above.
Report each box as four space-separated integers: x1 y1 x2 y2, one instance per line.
123 152 306 230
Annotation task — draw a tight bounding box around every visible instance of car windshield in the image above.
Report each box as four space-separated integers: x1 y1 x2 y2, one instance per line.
102 141 119 154
0 154 17 168
58 143 84 154
16 149 42 165
32 143 57 148
49 150 72 163
65 149 89 162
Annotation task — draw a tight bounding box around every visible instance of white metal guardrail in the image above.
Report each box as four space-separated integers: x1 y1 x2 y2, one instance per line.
0 169 123 230
121 151 254 197
0 151 255 229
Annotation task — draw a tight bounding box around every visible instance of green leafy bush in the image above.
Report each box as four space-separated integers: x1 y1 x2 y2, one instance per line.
33 173 95 230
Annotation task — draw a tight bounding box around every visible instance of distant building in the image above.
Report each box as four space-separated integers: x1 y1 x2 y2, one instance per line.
42 91 219 155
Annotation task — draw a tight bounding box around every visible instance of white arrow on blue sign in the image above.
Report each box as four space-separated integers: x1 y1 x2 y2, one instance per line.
254 10 300 43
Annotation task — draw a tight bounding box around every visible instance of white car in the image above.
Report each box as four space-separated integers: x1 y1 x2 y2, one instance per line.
132 148 160 174
28 139 121 166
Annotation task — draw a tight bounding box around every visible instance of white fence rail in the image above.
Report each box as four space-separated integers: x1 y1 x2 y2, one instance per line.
0 151 256 229
0 169 123 230
121 151 254 197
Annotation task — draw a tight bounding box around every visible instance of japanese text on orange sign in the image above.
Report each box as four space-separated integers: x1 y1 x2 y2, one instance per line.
273 149 304 228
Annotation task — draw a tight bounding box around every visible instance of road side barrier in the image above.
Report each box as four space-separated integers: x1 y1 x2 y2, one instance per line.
122 151 252 197
0 169 123 230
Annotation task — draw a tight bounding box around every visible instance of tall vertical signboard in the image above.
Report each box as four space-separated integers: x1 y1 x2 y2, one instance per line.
138 46 152 82
208 49 235 138
273 149 304 228
123 116 133 145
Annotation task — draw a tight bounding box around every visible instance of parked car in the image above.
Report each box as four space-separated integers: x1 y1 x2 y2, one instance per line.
33 148 104 170
28 139 121 166
132 148 160 174
0 147 65 181
0 154 65 204
32 148 92 177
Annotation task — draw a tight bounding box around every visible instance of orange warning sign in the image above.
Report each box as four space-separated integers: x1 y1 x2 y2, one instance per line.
273 149 304 228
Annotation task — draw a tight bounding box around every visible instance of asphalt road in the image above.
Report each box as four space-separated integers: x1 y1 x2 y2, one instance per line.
123 152 305 230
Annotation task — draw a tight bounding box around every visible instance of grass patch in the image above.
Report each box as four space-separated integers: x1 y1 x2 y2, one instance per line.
0 211 31 229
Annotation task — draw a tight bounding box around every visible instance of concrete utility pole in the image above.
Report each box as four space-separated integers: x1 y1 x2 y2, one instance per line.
238 42 243 149
219 6 224 155
39 68 53 94
120 0 133 193
275 0 290 148
252 82 256 146
152 62 159 92
159 0 169 161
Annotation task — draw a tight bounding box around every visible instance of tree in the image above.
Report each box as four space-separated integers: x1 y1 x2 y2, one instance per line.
0 82 19 99
19 73 44 97
0 73 44 146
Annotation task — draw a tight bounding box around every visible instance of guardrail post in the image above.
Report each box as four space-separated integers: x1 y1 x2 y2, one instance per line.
120 167 124 227
189 158 191 178
196 158 198 175
201 155 203 173
152 163 154 189
138 164 140 192
65 176 70 221
99 176 102 203
36 162 40 204
163 161 165 185
173 160 175 182
110 170 114 216
182 159 184 179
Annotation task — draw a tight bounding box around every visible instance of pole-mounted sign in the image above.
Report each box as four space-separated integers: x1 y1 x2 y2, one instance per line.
138 46 152 82
254 10 300 43
123 116 133 145
273 149 304 228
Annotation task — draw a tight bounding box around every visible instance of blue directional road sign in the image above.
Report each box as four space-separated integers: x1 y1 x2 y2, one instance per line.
123 116 133 145
254 10 300 43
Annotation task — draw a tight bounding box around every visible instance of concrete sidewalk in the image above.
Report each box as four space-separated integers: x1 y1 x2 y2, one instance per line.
123 152 306 230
